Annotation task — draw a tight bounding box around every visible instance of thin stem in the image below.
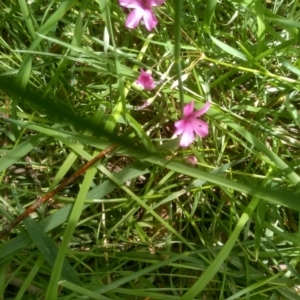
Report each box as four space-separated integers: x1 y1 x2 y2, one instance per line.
173 0 184 116
202 55 299 85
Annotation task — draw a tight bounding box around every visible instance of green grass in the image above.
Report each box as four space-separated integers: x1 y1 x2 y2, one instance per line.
1 0 300 299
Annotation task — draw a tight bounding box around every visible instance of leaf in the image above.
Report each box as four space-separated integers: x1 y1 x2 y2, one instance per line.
210 35 248 61
45 165 97 298
203 0 218 33
23 217 81 285
285 99 300 127
179 197 260 300
0 134 46 173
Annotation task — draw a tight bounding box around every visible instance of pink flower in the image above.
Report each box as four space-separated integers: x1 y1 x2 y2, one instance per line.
136 69 155 90
119 0 165 31
185 156 198 166
174 101 210 147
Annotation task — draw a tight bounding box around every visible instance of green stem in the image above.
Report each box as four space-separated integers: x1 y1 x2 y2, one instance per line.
174 0 184 116
202 55 299 85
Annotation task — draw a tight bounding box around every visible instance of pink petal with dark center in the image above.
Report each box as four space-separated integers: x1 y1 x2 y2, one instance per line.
191 119 209 138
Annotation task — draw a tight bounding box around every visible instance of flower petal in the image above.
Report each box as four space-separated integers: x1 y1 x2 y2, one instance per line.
149 0 166 6
191 102 210 118
125 8 144 28
143 9 158 31
179 125 195 147
191 119 209 138
174 119 185 135
119 0 143 8
136 70 155 90
183 101 194 118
